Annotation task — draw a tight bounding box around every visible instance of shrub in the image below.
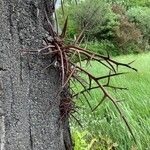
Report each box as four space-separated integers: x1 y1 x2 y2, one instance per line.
127 6 150 50
73 0 119 41
57 0 119 41
111 4 143 53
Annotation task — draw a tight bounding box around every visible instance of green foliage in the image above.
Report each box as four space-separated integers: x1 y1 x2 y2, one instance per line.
72 130 88 150
111 4 143 53
81 40 119 56
72 0 119 40
57 0 119 41
57 1 145 55
72 129 118 150
127 6 150 50
72 53 150 150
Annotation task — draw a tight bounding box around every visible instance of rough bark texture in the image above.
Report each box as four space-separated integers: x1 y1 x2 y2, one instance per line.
0 0 72 150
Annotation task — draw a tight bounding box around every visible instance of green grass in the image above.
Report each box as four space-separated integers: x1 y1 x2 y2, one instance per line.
71 52 150 150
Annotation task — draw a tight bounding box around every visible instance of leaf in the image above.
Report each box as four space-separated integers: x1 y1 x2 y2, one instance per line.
87 138 97 150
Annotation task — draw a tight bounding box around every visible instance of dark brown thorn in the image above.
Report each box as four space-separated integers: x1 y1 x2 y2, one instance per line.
44 68 76 115
70 78 78 89
74 74 88 86
107 59 137 72
44 7 55 37
72 74 92 98
107 71 111 86
60 16 68 38
66 45 137 72
78 34 85 46
106 60 116 73
92 96 106 112
116 64 119 72
104 85 128 91
54 11 59 34
128 60 136 65
106 50 110 59
81 92 93 111
62 67 76 89
89 76 92 89
70 114 83 128
55 43 65 85
72 75 88 89
69 50 77 61
73 86 99 98
63 52 69 74
77 96 84 104
64 45 107 59
96 72 127 81
68 48 113 71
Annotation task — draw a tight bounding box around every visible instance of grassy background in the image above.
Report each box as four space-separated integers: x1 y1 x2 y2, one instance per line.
71 52 150 150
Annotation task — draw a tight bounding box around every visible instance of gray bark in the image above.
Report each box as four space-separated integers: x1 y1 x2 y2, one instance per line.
0 0 72 150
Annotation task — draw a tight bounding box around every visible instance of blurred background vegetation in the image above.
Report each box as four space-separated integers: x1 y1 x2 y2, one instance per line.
57 0 150 56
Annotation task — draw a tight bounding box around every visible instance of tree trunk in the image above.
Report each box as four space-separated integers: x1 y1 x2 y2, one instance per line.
0 0 72 150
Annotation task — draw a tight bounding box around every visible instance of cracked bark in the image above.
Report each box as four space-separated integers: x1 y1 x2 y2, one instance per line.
0 0 72 150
